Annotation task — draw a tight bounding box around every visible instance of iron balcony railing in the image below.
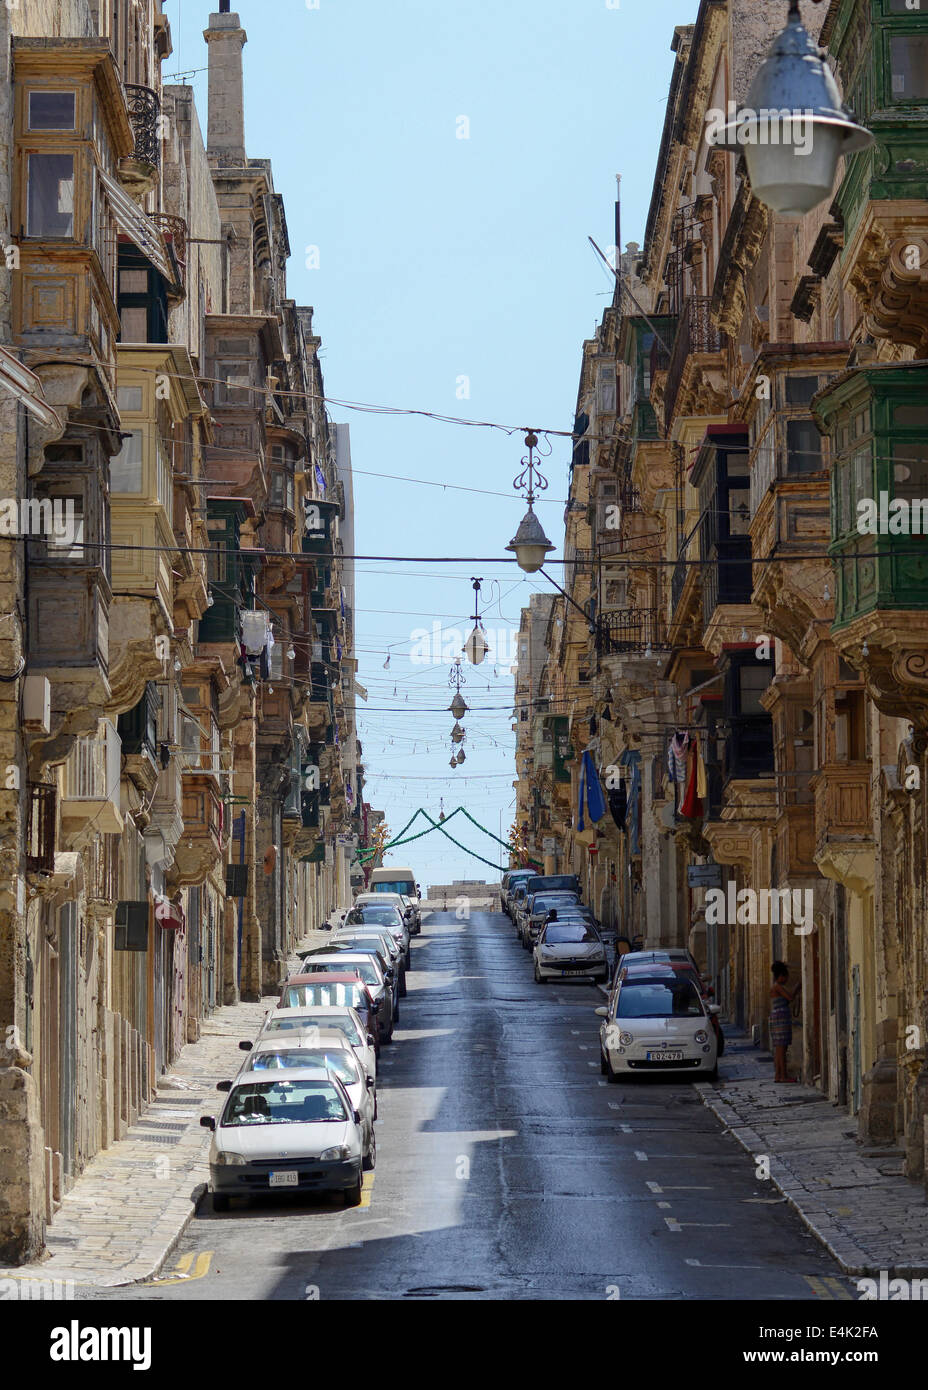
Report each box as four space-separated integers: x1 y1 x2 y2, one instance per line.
124 84 161 170
26 782 56 874
664 296 725 425
596 607 669 655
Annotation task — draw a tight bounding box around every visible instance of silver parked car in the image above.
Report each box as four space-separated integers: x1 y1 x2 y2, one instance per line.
533 919 608 984
230 1029 377 1153
251 1005 377 1082
299 952 396 1042
202 1066 365 1210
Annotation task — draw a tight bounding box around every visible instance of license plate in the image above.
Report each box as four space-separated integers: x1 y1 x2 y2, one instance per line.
646 1051 684 1063
560 968 585 975
269 1170 299 1187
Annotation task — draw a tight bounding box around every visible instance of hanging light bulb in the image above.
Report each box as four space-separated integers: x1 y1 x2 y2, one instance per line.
823 583 831 602
465 625 489 665
451 722 465 743
861 639 869 658
287 646 296 661
740 627 749 642
383 653 391 669
456 750 466 765
449 756 457 767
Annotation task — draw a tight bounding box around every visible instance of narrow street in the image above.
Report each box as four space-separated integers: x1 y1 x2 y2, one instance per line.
89 911 854 1303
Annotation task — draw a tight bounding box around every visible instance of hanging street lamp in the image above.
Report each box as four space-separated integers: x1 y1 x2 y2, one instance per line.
507 431 554 574
707 0 873 217
448 657 469 721
451 722 465 744
464 577 489 665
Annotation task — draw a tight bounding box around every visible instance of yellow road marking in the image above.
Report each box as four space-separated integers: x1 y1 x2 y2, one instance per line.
824 1277 853 1301
143 1251 213 1286
360 1174 375 1209
804 1276 834 1300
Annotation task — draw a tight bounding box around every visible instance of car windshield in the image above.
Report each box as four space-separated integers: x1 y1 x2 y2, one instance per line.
543 924 599 944
308 959 380 987
615 979 703 1019
222 1079 348 1127
347 907 401 927
371 881 412 895
533 896 578 912
284 984 365 1010
250 1049 359 1084
337 938 388 959
266 1015 363 1045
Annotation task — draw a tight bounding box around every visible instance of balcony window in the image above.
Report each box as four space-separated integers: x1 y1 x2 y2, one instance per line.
111 430 143 493
786 419 823 475
28 91 75 131
117 247 168 343
785 376 820 407
26 152 74 237
892 440 928 501
739 664 771 716
44 493 84 559
890 35 928 101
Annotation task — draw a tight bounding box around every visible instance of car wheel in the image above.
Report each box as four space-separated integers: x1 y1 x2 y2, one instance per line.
373 1095 378 1120
534 964 546 984
363 1129 377 1171
605 1051 623 1084
344 1173 363 1207
717 1029 725 1057
212 1193 230 1213
405 953 412 971
600 1048 609 1075
399 974 408 998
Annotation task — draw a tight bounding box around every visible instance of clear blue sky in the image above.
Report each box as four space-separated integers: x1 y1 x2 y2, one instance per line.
167 0 700 888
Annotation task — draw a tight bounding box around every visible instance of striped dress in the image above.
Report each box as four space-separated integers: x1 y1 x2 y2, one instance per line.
769 993 792 1048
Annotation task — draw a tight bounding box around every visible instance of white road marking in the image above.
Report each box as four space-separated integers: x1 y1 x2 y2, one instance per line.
646 1181 663 1193
634 1150 648 1161
658 1201 672 1209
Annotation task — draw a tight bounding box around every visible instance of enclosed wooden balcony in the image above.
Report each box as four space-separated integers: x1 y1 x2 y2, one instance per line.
60 719 123 836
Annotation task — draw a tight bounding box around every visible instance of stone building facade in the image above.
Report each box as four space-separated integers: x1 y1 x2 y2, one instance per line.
0 3 377 1263
513 0 928 1190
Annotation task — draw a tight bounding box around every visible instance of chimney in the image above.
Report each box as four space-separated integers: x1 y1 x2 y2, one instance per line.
204 9 247 167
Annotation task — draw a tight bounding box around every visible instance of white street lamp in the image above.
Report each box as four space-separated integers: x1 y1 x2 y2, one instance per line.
708 0 873 217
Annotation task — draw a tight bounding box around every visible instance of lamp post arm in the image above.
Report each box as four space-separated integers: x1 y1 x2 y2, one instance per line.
539 567 597 633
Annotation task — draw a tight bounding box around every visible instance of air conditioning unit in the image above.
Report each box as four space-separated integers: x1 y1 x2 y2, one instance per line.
23 675 50 733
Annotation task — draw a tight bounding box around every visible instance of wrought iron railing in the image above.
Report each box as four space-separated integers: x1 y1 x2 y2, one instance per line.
596 608 669 655
664 296 725 425
26 782 56 874
124 84 161 170
151 213 187 282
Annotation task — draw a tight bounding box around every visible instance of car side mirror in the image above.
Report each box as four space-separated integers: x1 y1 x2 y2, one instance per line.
595 1006 608 1018
216 1080 232 1092
366 1076 375 1088
239 1040 253 1051
708 1004 721 1015
367 1035 376 1048
353 1109 361 1125
200 1115 216 1130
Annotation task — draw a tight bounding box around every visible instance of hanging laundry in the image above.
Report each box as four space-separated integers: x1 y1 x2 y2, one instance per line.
241 610 270 656
667 730 690 785
679 736 703 819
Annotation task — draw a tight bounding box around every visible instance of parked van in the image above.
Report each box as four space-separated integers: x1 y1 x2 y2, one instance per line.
369 866 417 899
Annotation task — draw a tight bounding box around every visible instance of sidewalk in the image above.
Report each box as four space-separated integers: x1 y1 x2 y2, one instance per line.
697 1028 928 1276
0 993 272 1290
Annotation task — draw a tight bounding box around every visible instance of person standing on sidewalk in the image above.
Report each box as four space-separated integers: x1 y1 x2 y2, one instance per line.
770 961 800 1082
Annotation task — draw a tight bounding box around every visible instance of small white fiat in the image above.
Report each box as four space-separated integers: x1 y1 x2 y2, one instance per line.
596 973 719 1080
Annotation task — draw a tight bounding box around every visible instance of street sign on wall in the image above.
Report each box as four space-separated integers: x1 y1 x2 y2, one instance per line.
687 863 722 888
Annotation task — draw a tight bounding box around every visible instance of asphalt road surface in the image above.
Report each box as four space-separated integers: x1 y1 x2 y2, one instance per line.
85 910 856 1302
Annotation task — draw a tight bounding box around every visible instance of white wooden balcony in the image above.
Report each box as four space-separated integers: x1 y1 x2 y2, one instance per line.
60 719 123 835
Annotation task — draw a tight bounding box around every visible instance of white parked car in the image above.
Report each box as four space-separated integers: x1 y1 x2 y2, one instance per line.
202 1066 365 1211
533 920 608 984
595 973 719 1080
230 1029 377 1155
249 1005 377 1083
